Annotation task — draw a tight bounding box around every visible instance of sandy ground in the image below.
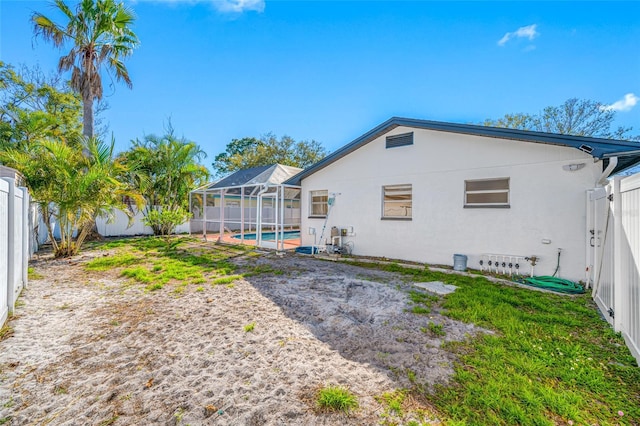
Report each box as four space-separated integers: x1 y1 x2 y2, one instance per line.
0 244 485 425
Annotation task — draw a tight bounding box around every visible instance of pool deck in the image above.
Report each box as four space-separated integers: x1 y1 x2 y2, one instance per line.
199 232 302 251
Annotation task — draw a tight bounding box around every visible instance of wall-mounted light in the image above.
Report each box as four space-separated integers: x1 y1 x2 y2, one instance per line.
562 163 586 172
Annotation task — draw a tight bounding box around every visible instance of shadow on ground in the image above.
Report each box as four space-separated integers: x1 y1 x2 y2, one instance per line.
237 253 486 392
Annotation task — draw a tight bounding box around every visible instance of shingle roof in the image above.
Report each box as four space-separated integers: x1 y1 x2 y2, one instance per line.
285 117 640 185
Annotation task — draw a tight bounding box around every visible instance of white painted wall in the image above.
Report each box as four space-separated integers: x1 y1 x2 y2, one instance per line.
300 127 602 281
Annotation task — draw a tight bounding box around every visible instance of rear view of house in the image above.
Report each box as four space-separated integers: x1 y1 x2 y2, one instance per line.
286 117 640 282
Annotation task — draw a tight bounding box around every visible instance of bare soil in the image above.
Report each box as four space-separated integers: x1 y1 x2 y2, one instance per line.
0 243 486 425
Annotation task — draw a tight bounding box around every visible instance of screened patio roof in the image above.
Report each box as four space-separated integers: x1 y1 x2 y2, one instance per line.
198 164 303 192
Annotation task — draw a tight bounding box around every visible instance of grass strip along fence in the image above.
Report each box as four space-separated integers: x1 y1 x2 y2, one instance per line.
347 261 640 425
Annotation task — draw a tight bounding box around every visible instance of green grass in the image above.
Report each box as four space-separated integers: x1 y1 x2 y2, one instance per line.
27 266 43 280
243 322 256 332
85 237 282 294
409 305 430 315
406 289 439 315
376 390 406 416
146 283 163 292
83 237 260 292
243 264 285 277
316 385 359 413
422 322 446 337
346 260 640 425
85 253 141 270
0 324 13 342
212 275 243 285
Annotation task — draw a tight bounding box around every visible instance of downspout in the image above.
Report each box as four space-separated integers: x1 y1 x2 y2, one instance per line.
597 157 618 186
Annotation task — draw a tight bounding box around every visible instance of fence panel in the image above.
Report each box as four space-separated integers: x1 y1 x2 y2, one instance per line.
1 178 29 325
618 174 640 363
0 180 9 326
591 173 640 365
95 209 190 237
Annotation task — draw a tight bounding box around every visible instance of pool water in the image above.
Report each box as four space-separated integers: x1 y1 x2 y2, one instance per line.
231 231 301 241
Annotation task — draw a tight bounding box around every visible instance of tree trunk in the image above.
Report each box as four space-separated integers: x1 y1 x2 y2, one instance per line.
82 94 94 157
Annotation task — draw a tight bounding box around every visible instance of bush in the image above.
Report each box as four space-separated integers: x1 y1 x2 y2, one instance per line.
143 207 189 236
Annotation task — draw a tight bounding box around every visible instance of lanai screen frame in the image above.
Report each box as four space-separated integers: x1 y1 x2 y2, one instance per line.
189 183 301 251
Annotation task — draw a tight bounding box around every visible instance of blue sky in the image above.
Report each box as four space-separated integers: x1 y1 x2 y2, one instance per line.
1 0 639 166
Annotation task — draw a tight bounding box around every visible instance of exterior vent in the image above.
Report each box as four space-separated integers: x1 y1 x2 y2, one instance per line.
579 144 594 154
386 132 413 149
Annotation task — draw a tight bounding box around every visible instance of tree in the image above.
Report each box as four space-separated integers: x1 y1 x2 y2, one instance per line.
482 98 639 140
212 133 327 176
0 137 142 257
32 0 139 141
0 61 83 151
120 124 210 235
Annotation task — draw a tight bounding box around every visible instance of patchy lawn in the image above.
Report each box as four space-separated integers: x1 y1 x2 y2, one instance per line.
0 236 638 425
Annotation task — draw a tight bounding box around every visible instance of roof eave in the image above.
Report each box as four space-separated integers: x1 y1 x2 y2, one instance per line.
285 117 640 185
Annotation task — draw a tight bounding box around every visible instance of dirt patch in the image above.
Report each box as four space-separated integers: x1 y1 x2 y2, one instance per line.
0 244 486 425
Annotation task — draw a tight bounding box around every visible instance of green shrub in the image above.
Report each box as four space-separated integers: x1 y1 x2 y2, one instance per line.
143 207 189 236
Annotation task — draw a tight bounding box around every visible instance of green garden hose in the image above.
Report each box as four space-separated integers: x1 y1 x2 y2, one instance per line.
513 249 584 294
515 275 585 294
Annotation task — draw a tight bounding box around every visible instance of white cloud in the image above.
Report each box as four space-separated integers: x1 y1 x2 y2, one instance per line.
601 93 639 112
498 24 539 46
144 0 265 13
213 0 264 13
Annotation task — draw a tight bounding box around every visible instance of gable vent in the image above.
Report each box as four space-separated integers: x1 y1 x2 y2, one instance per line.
386 132 414 149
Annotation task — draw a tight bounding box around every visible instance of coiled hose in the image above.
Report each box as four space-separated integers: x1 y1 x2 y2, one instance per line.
516 275 585 294
514 250 585 294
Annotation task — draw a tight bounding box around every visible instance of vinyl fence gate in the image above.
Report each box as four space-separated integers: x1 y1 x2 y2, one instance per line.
587 173 640 365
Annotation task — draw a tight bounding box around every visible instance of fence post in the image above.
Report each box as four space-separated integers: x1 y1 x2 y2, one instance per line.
5 178 17 313
21 187 29 289
612 176 623 333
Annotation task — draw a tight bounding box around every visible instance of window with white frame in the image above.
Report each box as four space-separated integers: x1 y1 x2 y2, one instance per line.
382 184 412 219
464 177 510 208
309 190 328 217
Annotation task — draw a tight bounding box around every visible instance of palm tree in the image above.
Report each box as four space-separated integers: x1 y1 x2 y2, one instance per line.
32 0 139 141
120 124 210 235
1 137 143 257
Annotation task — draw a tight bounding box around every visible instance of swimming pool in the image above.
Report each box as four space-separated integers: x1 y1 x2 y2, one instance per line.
231 231 301 241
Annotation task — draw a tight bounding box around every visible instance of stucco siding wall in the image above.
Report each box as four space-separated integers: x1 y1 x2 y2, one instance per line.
300 127 601 281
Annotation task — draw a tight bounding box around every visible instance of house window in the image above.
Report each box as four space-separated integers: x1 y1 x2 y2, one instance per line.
382 184 412 219
386 132 414 149
464 178 510 208
309 190 328 217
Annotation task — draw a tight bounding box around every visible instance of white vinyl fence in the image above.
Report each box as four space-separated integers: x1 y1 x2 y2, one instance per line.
588 173 640 365
38 208 190 242
95 209 190 237
0 178 30 327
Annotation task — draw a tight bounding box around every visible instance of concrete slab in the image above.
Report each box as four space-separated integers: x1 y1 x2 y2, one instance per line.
414 281 458 295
